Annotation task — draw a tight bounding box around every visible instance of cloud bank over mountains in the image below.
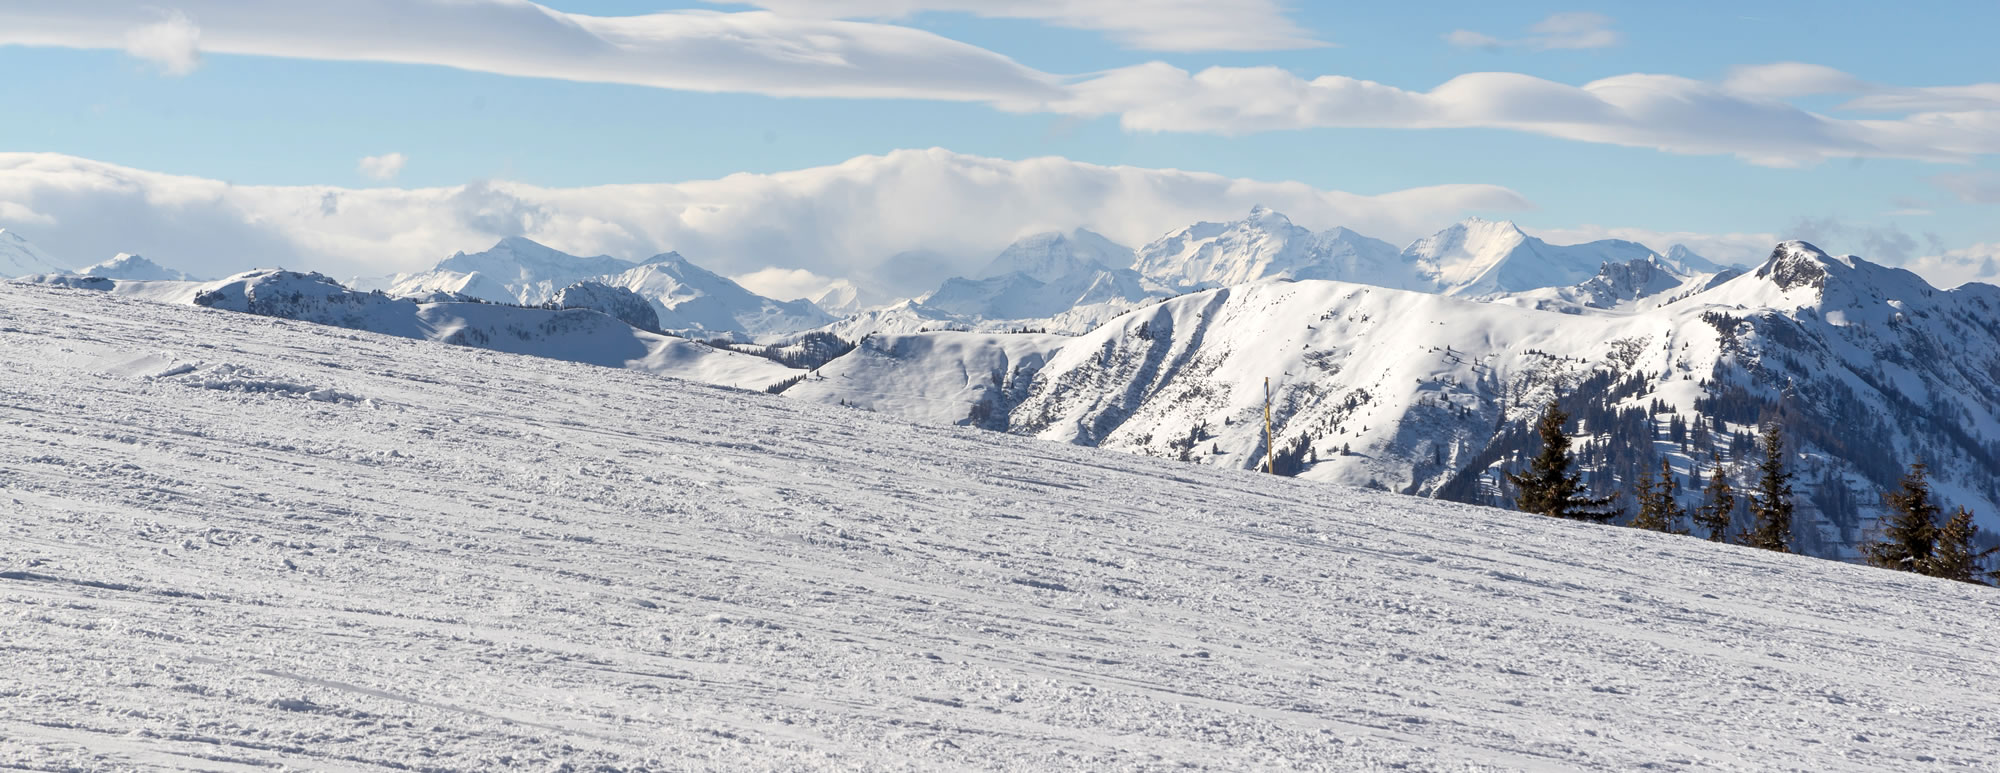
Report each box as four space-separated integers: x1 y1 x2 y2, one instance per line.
0 150 1530 294
5 2 1998 167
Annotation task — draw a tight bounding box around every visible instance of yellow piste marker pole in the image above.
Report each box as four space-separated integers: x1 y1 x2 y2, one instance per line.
1264 377 1276 475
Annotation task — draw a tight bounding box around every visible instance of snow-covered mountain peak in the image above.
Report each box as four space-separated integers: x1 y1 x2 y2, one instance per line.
977 228 1130 283
640 250 693 267
80 253 195 281
432 237 636 288
1402 220 1659 298
0 228 68 278
812 280 879 316
1755 240 1837 292
1244 204 1292 226
1663 243 1726 274
1134 206 1328 290
1405 217 1529 258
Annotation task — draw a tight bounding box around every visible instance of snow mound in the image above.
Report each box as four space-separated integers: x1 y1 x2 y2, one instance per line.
158 361 365 403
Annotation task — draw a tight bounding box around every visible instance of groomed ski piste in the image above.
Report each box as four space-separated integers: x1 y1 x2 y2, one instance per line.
2 282 1997 771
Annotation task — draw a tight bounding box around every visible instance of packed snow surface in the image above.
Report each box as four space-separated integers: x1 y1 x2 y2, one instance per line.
2 282 1998 770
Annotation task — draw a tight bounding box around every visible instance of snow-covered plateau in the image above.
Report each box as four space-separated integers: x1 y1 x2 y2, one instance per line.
3 281 1998 771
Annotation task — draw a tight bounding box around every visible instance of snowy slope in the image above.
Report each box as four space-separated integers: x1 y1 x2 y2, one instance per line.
3 281 1998 771
0 228 67 278
795 243 2000 560
78 253 198 281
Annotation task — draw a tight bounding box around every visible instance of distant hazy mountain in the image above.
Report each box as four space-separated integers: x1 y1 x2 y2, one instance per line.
80 253 199 282
0 229 68 278
387 237 833 339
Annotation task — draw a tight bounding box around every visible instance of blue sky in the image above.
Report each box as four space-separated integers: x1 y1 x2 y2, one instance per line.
0 1 1995 291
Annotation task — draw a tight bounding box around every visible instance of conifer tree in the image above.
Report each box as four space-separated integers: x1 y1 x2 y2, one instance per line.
1508 400 1619 522
1741 423 1795 553
1922 506 1997 584
1863 462 1941 573
1693 456 1735 542
1630 458 1685 533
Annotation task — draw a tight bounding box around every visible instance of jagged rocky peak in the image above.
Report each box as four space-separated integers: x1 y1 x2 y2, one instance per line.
553 280 662 333
1757 241 1833 291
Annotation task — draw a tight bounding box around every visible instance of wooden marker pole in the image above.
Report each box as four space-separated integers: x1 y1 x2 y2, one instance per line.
1264 377 1276 475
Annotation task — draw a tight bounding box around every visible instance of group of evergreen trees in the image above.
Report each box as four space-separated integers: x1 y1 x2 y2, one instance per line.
1509 400 1998 586
1862 464 1999 583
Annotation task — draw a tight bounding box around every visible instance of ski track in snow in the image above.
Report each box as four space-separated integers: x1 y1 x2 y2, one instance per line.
1 283 1997 771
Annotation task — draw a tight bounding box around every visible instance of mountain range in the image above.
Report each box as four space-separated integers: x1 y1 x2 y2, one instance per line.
787 240 2000 561
11 212 1996 565
377 236 836 339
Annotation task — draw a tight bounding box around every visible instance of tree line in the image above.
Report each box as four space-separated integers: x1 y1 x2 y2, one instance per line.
1509 399 2000 586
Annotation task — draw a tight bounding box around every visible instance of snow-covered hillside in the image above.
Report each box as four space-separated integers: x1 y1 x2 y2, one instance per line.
0 229 67 277
3 281 1996 770
792 242 2000 561
386 238 834 339
28 269 800 391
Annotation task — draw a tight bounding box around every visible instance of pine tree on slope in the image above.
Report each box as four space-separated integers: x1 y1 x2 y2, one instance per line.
1741 423 1795 553
1863 462 1941 573
1923 506 1998 585
1693 456 1735 543
1631 458 1685 534
1508 400 1620 523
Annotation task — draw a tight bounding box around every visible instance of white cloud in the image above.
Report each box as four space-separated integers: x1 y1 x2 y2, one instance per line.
0 201 57 227
1725 62 2000 113
0 150 1530 295
1934 171 2000 204
1446 12 1619 51
0 0 1060 102
3 4 1997 167
721 0 1325 51
731 267 839 302
1720 62 1870 98
1905 243 2000 288
1039 64 2000 166
122 10 201 75
358 153 407 182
